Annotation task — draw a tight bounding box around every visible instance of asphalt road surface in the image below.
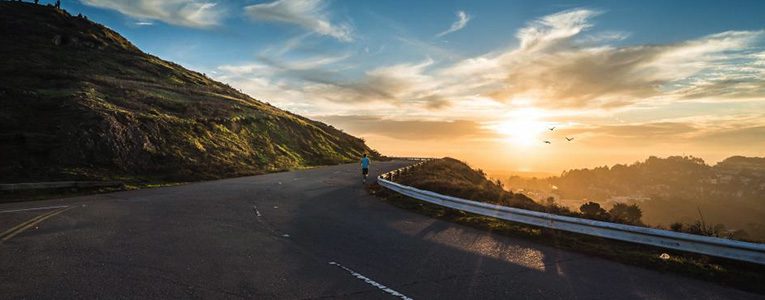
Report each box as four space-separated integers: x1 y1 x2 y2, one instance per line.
0 160 761 299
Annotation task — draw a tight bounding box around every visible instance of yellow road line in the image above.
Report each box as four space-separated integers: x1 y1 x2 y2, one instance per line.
0 208 62 238
0 206 74 243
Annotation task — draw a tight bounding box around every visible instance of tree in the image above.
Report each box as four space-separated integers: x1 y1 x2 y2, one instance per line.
580 202 609 220
609 203 643 225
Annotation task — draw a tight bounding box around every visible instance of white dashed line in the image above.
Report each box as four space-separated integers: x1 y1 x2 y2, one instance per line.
328 261 413 300
0 205 69 214
252 206 262 217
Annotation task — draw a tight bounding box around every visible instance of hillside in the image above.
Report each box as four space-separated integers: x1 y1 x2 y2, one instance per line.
0 2 378 183
389 158 646 225
392 158 549 211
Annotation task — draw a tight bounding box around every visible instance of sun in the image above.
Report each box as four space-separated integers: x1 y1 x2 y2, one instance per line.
492 108 549 147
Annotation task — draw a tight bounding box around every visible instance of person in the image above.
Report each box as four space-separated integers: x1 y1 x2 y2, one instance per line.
360 154 370 184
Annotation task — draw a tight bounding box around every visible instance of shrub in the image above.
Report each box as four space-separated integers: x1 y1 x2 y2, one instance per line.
670 222 684 232
580 202 610 220
609 203 643 225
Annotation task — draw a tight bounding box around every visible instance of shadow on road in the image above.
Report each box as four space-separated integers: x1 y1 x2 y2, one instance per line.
282 162 759 299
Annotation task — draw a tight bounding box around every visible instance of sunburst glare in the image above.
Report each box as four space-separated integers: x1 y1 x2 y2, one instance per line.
491 108 552 147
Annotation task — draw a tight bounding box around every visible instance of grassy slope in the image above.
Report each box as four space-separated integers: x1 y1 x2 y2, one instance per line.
0 2 378 183
371 158 765 293
394 158 547 210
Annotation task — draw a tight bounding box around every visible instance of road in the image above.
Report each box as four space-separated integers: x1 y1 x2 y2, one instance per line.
0 160 761 299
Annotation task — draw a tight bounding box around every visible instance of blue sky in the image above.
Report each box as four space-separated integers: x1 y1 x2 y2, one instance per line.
53 0 765 173
59 1 765 70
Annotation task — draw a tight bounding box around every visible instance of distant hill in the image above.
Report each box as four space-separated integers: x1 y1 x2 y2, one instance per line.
0 2 378 183
503 155 765 241
715 156 765 174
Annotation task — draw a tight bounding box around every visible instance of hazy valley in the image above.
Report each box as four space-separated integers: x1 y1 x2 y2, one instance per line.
502 155 765 241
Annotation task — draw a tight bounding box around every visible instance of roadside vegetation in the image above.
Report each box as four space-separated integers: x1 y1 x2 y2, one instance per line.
0 181 188 203
368 158 765 293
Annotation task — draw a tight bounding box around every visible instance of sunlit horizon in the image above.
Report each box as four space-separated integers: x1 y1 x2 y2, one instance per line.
58 0 765 175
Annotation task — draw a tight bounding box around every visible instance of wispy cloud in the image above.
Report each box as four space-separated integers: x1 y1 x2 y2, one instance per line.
440 9 765 109
557 112 765 147
298 58 451 109
81 0 224 28
245 0 353 42
516 9 600 50
314 115 490 140
436 10 471 38
216 8 765 126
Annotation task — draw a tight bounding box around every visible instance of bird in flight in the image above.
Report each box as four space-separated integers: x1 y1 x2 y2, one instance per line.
565 137 574 141
544 140 551 144
548 126 556 131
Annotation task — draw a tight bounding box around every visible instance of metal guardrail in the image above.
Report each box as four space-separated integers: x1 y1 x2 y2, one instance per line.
377 161 765 265
388 157 434 161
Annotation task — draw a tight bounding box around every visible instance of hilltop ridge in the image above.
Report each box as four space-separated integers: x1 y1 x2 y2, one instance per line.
0 2 379 182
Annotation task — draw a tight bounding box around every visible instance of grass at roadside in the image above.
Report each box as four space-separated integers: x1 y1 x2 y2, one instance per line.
0 181 186 204
0 162 335 204
367 158 765 294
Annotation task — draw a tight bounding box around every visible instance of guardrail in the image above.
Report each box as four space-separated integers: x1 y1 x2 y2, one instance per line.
387 157 434 161
377 161 765 265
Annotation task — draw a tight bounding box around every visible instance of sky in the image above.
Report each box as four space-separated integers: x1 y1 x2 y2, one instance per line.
55 0 765 176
